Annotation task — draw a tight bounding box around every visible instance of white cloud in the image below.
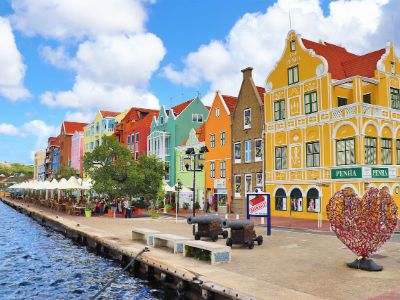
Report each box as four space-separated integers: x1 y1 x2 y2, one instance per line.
0 17 30 101
64 111 96 123
10 0 146 40
163 0 391 98
0 123 22 136
11 0 166 113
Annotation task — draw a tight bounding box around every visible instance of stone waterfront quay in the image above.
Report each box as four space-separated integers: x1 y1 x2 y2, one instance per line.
4 198 400 300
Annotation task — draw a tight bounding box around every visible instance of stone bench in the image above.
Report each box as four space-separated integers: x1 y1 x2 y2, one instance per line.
183 240 231 265
132 228 161 245
153 233 190 254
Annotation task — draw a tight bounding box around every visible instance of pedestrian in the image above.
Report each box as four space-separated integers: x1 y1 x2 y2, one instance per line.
124 198 131 218
100 199 106 215
111 199 117 218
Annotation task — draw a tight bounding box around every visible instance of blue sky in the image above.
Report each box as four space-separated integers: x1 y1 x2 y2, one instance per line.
0 0 395 164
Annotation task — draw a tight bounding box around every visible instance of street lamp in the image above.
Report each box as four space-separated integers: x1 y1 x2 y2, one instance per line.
174 180 182 222
184 145 209 234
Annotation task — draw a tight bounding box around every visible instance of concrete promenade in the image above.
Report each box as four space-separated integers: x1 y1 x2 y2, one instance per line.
5 198 400 300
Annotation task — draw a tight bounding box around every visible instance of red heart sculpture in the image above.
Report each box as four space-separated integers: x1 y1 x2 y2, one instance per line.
327 188 398 258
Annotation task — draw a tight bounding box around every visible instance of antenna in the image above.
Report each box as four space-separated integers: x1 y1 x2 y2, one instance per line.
196 90 201 99
289 9 292 30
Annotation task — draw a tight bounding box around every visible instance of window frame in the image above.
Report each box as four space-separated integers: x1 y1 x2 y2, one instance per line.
391 87 400 110
274 99 286 121
365 136 377 165
215 108 220 117
255 172 263 186
336 138 355 166
363 93 371 104
255 139 263 162
275 146 287 170
210 134 215 148
210 161 215 178
220 131 226 146
381 138 392 165
290 40 296 52
337 97 347 107
245 140 252 163
234 142 241 163
306 141 320 168
192 114 204 123
234 175 241 198
245 174 252 194
288 65 299 85
304 91 318 114
220 161 226 178
244 108 251 129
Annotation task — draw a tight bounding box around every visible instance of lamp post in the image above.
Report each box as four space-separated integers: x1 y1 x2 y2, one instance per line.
174 180 182 223
184 145 209 235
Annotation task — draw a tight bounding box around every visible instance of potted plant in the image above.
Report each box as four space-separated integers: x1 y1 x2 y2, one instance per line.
194 201 200 214
182 202 190 214
164 204 175 214
85 201 92 218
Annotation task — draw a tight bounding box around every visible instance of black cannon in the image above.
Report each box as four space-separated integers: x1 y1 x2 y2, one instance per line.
222 219 263 249
187 215 228 241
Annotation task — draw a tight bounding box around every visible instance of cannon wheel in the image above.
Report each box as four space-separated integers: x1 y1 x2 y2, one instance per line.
247 240 254 249
222 230 228 239
226 238 232 247
211 234 218 242
256 235 263 245
194 233 201 240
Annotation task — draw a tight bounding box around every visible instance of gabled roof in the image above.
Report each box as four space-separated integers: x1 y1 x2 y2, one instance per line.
256 86 265 104
100 110 120 118
121 107 159 123
301 38 385 80
132 111 159 129
221 95 238 113
171 99 194 116
63 121 88 135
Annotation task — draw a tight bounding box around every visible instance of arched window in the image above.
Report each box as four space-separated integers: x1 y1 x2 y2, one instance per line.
290 188 303 212
275 188 287 211
306 188 320 213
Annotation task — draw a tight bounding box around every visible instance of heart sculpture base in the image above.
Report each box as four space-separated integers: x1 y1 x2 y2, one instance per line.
347 258 383 272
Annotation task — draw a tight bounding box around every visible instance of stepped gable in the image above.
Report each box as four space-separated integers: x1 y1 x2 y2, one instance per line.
302 38 385 80
63 121 88 135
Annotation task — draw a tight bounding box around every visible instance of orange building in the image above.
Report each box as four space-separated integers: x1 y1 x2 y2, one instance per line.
205 91 237 213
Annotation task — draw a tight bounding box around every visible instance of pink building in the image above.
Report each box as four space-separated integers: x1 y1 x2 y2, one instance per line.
71 131 84 176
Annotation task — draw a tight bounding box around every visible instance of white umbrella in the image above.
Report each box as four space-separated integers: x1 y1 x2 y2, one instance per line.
81 179 93 190
164 183 174 192
66 176 83 190
57 178 69 190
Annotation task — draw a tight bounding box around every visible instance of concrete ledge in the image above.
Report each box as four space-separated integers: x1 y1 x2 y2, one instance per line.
184 240 231 265
132 227 160 245
153 233 190 254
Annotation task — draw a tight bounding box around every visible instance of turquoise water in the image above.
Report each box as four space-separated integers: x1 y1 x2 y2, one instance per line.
0 201 177 299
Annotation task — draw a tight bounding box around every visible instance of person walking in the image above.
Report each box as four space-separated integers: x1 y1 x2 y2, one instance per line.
124 198 131 218
111 199 117 218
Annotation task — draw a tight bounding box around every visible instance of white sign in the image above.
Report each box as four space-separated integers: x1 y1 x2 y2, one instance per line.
247 193 270 217
214 179 226 189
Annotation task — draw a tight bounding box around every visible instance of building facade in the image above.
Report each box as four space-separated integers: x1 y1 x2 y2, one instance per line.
205 92 237 213
34 150 46 181
231 68 265 214
84 110 127 153
264 30 400 220
175 127 206 209
148 97 210 186
45 136 59 180
59 121 88 170
71 131 85 176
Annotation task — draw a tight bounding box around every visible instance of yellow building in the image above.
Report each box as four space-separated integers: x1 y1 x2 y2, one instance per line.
84 110 127 153
264 30 400 220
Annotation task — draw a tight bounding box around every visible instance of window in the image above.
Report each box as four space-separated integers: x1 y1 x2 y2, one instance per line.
210 161 215 178
306 142 320 167
127 135 131 145
256 172 263 186
275 146 287 170
288 65 299 85
164 162 170 181
192 114 203 123
274 99 285 121
245 140 252 163
95 140 99 147
220 132 226 146
135 152 139 160
306 188 320 213
275 188 287 211
290 188 303 212
160 116 164 124
220 161 226 178
96 122 99 133
363 93 371 104
391 88 400 109
255 139 263 162
136 133 139 142
234 142 241 163
180 156 184 171
391 61 395 74
382 138 392 165
234 175 241 197
338 97 347 107
245 174 252 194
132 134 135 144
210 134 215 148
215 108 220 117
365 137 376 165
244 108 251 129
290 40 296 51
336 138 355 165
304 91 318 114
397 140 400 165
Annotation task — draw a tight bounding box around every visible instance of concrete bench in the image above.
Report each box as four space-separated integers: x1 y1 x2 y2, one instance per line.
132 228 161 245
183 240 231 265
153 233 190 254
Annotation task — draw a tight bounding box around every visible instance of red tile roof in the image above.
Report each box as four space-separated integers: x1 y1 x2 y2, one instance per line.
222 95 238 113
100 110 120 118
171 99 194 116
256 86 265 104
132 111 159 129
195 124 206 142
301 38 384 80
121 107 159 123
63 121 88 135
